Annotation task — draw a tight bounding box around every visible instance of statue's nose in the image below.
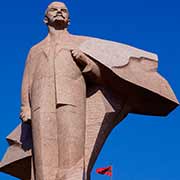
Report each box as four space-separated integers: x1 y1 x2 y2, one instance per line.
57 9 62 13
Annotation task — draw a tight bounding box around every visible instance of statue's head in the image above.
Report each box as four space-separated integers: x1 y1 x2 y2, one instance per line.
44 1 70 28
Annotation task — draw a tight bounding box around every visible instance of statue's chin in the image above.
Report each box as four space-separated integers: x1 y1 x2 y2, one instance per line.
49 20 68 29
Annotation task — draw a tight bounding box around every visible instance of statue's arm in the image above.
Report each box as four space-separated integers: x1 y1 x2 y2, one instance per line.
20 51 32 122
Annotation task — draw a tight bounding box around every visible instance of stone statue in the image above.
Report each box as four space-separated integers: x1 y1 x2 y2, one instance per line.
0 2 179 180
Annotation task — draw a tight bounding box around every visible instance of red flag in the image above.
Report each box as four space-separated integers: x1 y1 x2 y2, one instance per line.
96 166 112 176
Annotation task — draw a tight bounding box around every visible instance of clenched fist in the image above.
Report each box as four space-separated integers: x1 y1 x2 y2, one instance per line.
20 107 31 122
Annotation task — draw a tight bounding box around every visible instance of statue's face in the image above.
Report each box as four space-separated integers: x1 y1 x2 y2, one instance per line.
45 2 69 27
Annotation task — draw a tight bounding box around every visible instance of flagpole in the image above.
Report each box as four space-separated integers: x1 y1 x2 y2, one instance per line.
110 165 112 180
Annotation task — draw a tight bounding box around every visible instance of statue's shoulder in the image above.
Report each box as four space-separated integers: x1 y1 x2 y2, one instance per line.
69 34 92 45
28 37 48 57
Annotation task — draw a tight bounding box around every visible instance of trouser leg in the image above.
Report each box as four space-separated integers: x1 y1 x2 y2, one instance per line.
56 104 85 180
32 111 58 180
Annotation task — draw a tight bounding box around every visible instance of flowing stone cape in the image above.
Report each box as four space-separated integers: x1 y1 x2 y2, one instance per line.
0 37 179 179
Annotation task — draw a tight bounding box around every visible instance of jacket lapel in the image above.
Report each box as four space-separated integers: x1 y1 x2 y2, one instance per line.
41 36 51 61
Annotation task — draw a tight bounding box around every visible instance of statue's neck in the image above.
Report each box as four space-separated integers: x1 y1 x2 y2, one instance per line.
48 26 69 42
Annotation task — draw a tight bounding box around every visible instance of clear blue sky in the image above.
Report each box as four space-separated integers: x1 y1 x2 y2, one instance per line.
0 0 180 180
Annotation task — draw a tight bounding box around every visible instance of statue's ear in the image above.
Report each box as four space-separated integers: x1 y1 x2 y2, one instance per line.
68 18 71 26
43 16 48 24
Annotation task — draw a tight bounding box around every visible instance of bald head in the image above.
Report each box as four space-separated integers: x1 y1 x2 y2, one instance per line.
44 1 70 28
46 1 68 12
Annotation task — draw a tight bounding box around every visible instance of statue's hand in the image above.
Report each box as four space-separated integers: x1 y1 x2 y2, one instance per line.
20 107 31 122
71 49 88 63
71 48 93 73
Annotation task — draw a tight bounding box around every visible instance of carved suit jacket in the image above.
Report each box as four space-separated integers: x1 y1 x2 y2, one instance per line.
21 32 93 114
